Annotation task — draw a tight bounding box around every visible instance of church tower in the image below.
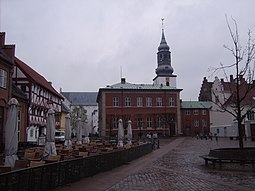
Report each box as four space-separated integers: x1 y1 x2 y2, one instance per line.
153 19 177 87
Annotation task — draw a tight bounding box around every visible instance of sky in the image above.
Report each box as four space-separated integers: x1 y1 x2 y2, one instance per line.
1 0 255 100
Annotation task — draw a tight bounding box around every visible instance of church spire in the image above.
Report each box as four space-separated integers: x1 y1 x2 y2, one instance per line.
158 18 169 51
156 19 173 76
153 19 177 87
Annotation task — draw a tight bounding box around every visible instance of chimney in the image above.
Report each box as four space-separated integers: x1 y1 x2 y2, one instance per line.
121 78 126 84
0 32 5 47
220 78 224 82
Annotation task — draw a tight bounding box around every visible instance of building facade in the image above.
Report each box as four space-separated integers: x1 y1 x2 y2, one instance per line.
97 26 182 138
0 32 15 152
12 57 63 143
12 84 28 142
199 76 255 138
181 101 211 136
61 91 98 135
97 79 182 138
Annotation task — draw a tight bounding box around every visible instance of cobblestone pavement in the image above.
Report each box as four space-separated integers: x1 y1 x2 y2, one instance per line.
106 137 255 191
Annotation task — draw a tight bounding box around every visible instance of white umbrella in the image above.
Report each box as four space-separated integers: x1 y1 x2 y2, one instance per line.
118 119 124 147
83 120 90 144
64 113 72 148
5 98 19 168
76 118 82 145
43 108 57 158
127 120 132 144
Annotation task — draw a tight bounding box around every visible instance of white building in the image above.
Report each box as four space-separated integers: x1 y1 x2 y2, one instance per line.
199 76 255 138
60 91 98 135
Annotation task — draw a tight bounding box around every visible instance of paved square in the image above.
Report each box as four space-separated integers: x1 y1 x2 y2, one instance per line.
56 137 255 191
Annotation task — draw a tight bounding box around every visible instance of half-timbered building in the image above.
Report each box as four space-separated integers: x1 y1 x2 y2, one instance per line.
12 57 63 144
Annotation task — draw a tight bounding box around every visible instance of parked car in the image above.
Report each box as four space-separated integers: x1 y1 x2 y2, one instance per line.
55 130 65 142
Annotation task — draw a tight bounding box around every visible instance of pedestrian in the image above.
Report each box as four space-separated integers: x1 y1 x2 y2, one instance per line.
214 133 218 141
209 132 213 141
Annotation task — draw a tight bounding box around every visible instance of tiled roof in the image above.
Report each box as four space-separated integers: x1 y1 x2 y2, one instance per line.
61 92 98 106
181 101 212 109
14 57 63 99
102 82 182 91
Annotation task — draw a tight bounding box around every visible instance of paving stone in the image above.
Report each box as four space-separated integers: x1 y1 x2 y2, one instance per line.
106 138 255 191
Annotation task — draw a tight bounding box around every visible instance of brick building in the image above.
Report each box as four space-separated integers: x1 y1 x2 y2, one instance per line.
97 25 182 138
181 101 212 136
0 32 15 152
97 79 182 138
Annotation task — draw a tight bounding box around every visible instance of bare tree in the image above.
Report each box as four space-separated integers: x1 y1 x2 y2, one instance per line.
210 16 255 149
70 105 87 130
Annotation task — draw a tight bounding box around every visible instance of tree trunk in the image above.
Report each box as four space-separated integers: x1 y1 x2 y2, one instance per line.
238 119 244 149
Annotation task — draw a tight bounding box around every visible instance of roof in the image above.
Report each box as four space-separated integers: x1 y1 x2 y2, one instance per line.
61 102 70 113
224 83 255 106
61 92 98 106
101 82 182 91
181 101 212 109
14 57 63 99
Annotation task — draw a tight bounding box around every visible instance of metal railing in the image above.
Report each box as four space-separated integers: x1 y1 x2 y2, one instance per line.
0 143 153 191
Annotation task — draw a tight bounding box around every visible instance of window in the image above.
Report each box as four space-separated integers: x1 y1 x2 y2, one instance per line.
0 69 7 88
137 97 143 107
202 110 206 115
30 129 34 137
156 97 162 107
185 110 190 115
169 97 175 107
157 116 163 128
247 110 255 120
137 118 143 129
193 110 199 115
147 117 152 129
125 97 131 107
202 120 207 127
113 117 118 129
113 97 119 107
194 120 199 127
146 97 152 107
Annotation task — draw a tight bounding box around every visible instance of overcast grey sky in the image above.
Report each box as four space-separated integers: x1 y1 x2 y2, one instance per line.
1 0 255 100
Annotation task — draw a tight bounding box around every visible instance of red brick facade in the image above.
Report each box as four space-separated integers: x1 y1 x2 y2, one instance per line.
97 82 182 138
181 102 211 136
0 32 15 152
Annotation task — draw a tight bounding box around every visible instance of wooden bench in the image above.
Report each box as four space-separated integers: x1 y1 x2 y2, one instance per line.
201 148 255 169
30 160 45 167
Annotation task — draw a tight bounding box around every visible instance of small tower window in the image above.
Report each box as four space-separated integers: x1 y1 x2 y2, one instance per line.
159 54 163 61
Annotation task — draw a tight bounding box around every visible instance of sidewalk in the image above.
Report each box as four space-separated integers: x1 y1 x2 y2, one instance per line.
55 137 255 191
